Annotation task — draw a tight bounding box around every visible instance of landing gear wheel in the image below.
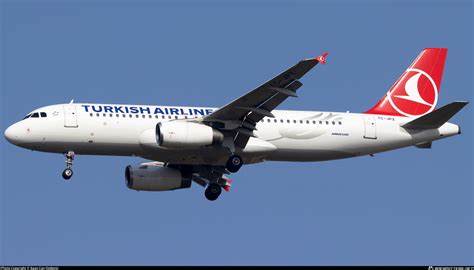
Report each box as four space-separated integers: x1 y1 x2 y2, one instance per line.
226 155 243 173
62 150 75 180
62 168 73 180
205 183 222 201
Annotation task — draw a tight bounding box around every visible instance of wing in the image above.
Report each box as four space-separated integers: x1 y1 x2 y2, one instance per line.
204 53 328 148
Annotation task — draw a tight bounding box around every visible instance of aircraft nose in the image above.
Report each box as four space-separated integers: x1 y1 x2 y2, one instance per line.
4 123 21 145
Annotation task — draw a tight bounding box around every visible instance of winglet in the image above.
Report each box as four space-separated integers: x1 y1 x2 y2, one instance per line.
316 53 329 64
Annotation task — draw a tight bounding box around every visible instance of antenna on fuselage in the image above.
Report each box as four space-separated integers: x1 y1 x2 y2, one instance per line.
69 99 74 104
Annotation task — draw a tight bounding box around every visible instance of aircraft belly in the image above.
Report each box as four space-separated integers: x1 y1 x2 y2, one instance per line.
18 141 142 156
138 147 268 166
267 148 356 161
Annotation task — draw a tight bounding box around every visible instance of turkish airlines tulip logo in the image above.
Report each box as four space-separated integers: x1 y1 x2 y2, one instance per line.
387 68 438 117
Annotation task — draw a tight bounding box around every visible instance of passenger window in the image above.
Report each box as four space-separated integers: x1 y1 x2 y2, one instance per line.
306 120 309 124
312 120 316 124
31 113 39 118
90 113 93 117
339 121 342 125
300 120 303 124
122 114 126 118
96 113 100 117
287 120 290 123
332 121 335 125
142 115 146 118
109 113 113 117
135 115 139 118
40 112 47 117
149 115 152 118
326 121 329 125
116 114 119 118
103 113 106 117
274 119 277 123
319 121 322 124
293 120 297 123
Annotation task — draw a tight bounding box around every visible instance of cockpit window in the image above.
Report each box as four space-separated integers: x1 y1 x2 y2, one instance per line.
31 113 39 118
40 112 47 117
23 114 32 119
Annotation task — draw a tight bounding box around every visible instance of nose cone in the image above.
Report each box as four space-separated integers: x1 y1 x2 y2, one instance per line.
4 123 21 145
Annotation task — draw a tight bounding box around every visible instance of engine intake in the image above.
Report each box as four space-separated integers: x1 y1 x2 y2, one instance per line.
156 122 223 148
125 163 191 191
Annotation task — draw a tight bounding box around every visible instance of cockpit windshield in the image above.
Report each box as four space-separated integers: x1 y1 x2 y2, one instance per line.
22 112 47 120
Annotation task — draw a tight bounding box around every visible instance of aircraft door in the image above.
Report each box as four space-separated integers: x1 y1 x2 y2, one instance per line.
363 115 376 139
63 104 79 128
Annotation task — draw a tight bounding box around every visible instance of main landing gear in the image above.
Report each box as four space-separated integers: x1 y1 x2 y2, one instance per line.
205 183 222 201
226 154 243 173
62 151 75 180
202 154 242 201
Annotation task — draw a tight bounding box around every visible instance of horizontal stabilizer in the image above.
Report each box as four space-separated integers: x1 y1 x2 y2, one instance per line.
402 101 468 130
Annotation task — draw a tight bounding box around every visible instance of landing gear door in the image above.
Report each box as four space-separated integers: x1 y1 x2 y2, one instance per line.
363 115 376 139
63 105 78 128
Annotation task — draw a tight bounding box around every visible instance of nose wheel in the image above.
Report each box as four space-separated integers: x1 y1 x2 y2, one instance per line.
226 154 243 173
62 168 73 179
62 151 75 180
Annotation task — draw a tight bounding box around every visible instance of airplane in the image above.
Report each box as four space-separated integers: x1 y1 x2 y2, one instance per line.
4 48 468 201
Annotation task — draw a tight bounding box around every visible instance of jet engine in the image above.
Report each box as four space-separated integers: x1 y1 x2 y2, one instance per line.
156 122 223 148
125 163 191 191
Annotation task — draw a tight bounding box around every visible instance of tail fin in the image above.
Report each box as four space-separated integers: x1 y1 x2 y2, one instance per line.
365 48 448 117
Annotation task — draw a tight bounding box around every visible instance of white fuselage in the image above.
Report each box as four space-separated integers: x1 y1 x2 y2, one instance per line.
4 103 461 166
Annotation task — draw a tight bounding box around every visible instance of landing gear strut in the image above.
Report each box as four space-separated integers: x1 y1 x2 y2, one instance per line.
226 154 243 173
205 183 222 201
62 151 75 180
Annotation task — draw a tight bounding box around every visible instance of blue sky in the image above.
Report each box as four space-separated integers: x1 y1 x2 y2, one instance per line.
1 0 472 266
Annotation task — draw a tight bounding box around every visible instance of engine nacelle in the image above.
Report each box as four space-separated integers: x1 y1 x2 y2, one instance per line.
125 163 191 191
156 122 223 149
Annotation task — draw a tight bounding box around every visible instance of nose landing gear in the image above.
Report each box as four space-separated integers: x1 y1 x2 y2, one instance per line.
62 151 75 180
